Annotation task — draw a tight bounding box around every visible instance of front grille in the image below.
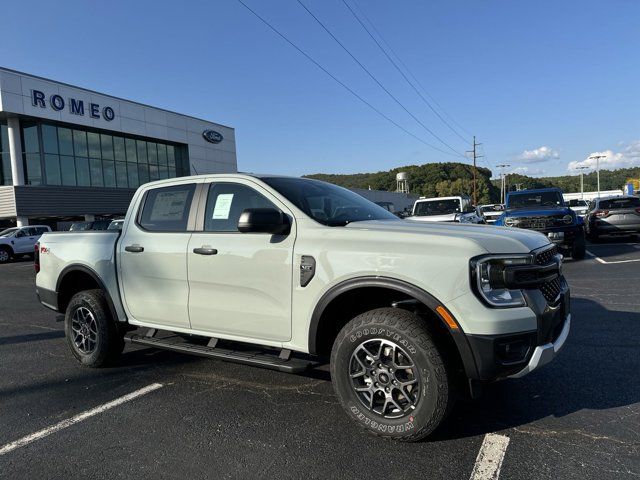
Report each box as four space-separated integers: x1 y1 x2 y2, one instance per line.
513 215 567 230
539 276 561 303
535 245 558 265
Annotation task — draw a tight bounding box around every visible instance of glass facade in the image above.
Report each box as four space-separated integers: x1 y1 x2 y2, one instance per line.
0 121 12 185
20 121 188 188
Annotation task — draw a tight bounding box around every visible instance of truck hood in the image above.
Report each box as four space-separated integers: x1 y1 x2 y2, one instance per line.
503 206 572 217
344 219 550 254
408 213 457 222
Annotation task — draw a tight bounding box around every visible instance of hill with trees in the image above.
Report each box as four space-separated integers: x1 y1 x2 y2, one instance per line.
304 163 640 204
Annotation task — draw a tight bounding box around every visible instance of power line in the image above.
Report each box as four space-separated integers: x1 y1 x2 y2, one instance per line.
341 0 470 146
235 0 461 158
349 0 473 139
295 0 467 159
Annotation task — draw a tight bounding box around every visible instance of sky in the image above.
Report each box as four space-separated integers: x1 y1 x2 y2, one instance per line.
1 0 639 178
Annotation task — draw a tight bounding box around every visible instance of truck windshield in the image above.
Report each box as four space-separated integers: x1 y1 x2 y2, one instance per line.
414 199 461 216
508 191 563 209
0 228 18 238
260 177 398 226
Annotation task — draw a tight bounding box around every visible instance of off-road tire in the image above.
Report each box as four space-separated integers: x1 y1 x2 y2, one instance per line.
64 289 124 367
330 307 455 442
571 231 586 259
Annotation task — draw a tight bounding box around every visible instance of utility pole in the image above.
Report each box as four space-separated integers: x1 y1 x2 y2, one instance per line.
589 155 606 198
496 164 510 204
466 136 483 205
575 165 589 199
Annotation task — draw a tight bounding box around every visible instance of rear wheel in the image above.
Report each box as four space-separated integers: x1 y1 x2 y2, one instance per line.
64 289 124 367
330 307 454 441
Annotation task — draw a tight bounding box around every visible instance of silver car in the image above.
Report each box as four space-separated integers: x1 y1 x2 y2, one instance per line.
585 196 640 240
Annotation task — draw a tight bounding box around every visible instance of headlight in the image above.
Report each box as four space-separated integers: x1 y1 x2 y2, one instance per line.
504 217 516 227
471 255 532 307
562 214 573 224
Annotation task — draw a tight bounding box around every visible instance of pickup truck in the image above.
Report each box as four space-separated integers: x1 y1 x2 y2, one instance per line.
35 174 570 441
494 188 586 259
409 195 484 223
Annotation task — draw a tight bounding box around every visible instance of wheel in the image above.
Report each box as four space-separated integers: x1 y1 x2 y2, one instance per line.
330 307 454 441
571 231 586 259
64 289 124 367
0 246 12 264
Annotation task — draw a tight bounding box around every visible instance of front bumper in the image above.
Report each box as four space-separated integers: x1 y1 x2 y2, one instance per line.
509 314 570 378
456 279 570 381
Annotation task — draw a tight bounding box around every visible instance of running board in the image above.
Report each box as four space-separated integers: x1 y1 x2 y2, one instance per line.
124 332 322 373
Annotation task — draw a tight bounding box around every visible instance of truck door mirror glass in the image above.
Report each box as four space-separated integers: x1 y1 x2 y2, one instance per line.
238 208 290 235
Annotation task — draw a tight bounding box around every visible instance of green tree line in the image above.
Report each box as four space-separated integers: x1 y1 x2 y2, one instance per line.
305 163 640 204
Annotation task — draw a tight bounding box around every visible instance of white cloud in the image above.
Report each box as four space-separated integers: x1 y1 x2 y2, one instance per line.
516 146 560 163
511 166 547 176
568 140 640 171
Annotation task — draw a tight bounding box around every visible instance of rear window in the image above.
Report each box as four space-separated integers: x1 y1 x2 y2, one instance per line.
138 184 196 232
599 197 640 210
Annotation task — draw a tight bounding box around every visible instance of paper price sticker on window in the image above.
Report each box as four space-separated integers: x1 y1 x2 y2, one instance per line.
212 194 234 219
150 191 189 221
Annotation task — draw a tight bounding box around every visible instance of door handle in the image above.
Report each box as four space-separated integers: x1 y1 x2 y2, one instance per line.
193 247 218 256
125 244 144 253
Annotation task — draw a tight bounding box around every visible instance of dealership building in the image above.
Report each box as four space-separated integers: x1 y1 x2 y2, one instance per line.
0 67 237 228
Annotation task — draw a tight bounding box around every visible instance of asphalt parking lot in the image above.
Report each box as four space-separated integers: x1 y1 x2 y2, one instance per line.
1 241 639 480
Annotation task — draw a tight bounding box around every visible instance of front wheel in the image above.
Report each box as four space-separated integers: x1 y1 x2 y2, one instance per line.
0 247 12 264
330 307 454 441
64 289 124 367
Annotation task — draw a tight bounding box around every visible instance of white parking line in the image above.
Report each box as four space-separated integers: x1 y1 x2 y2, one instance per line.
469 433 510 480
0 383 163 456
586 250 640 264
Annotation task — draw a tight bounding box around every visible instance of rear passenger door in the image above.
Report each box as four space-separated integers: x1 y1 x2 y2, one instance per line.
118 181 201 329
187 179 295 342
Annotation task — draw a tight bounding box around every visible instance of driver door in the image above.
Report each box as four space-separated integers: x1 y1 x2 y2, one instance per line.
13 228 36 254
187 179 295 342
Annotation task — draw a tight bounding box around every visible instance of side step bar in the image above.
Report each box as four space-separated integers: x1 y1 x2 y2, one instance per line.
124 332 322 373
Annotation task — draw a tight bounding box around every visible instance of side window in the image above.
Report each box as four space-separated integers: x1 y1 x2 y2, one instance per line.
138 184 196 232
26 227 38 236
204 183 278 232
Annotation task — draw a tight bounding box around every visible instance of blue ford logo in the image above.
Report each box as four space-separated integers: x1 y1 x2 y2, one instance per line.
202 130 223 144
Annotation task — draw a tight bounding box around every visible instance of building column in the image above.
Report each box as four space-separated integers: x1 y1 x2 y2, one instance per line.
16 216 29 227
7 116 25 186
84 214 95 222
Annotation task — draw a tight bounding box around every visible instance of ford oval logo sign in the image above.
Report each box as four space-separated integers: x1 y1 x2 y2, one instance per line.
202 130 223 144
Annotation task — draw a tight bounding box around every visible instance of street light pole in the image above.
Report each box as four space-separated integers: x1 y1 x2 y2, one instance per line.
575 166 589 199
496 164 510 204
589 155 606 198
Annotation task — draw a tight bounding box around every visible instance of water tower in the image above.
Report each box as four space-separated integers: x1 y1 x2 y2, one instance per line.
396 172 409 193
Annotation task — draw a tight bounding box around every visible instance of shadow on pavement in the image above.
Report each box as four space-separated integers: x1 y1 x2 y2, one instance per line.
435 297 640 440
0 330 65 346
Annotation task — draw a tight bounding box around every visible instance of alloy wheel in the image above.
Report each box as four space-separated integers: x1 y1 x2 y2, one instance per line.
349 338 421 419
71 306 98 354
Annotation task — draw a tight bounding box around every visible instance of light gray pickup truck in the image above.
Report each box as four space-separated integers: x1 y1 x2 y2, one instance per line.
35 174 571 441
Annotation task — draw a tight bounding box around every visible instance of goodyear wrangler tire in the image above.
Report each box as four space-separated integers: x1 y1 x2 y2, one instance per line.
330 307 454 441
64 289 124 367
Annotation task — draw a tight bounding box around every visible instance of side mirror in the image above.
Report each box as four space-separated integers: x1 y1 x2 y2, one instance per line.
238 208 290 235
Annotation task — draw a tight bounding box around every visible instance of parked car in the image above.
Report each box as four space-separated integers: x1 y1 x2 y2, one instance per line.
584 196 640 240
69 220 112 231
409 195 484 223
476 204 504 224
0 225 51 264
495 187 586 259
107 219 125 231
35 174 570 441
568 199 589 217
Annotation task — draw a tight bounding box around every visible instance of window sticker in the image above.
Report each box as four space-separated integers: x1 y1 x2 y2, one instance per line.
212 193 234 219
150 190 189 221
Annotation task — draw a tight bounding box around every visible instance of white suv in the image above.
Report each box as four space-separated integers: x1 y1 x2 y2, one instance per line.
0 225 51 263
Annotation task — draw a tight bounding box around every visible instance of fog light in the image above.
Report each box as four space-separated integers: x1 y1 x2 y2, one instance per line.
496 336 533 365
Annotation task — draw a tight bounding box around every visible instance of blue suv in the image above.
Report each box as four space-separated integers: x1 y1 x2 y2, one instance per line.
495 187 586 259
